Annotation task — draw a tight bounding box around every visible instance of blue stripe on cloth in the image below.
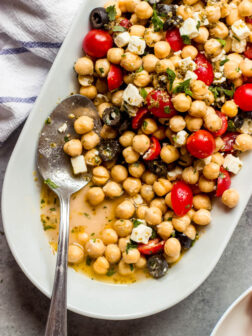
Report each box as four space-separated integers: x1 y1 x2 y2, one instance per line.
20 41 62 48
0 47 29 56
0 96 37 104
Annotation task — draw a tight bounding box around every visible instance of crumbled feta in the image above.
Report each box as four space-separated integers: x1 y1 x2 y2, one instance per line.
173 130 188 147
174 50 182 56
71 155 87 174
184 70 198 81
223 154 243 174
177 57 197 74
179 18 199 39
114 32 130 48
127 36 146 55
213 71 226 84
240 119 252 134
167 166 183 180
232 37 247 53
130 224 152 244
193 12 209 26
58 123 67 133
231 19 250 40
212 50 226 63
123 84 143 106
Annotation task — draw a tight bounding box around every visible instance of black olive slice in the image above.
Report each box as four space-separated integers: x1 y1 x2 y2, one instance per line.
175 232 193 249
102 107 122 127
98 140 121 161
147 255 169 279
90 7 109 29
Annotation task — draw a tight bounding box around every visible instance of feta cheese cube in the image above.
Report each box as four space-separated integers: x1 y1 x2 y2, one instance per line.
114 32 130 48
223 154 243 174
179 18 199 39
231 19 250 40
130 224 152 244
177 57 197 74
128 36 146 55
123 84 143 106
71 155 87 174
58 123 67 133
212 50 226 63
184 70 198 81
240 119 252 134
173 130 188 146
232 37 247 53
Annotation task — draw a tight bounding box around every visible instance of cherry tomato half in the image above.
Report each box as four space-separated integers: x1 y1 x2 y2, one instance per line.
138 239 165 255
107 64 123 91
83 29 113 58
171 181 193 216
245 17 252 24
146 90 176 118
166 28 184 51
216 167 231 197
234 83 252 111
211 112 228 137
244 43 252 59
187 130 216 159
132 107 149 129
119 18 132 29
194 53 214 86
143 136 161 161
221 132 239 152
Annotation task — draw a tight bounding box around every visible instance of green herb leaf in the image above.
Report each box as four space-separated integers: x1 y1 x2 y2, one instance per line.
164 106 171 114
133 219 142 227
142 120 148 130
106 5 116 21
44 179 59 189
209 85 235 100
173 79 192 96
136 66 144 73
167 217 172 221
151 8 163 32
150 227 157 239
113 25 126 32
185 204 191 209
84 212 90 218
129 264 134 271
43 225 56 231
140 88 148 99
45 117 51 125
227 120 237 132
196 21 200 30
49 208 56 211
220 59 229 66
86 256 92 266
99 67 104 74
126 241 138 254
233 35 240 42
181 35 191 45
166 68 176 91
64 136 70 142
219 172 225 178
41 199 45 204
217 38 226 47
171 231 176 238
106 268 116 276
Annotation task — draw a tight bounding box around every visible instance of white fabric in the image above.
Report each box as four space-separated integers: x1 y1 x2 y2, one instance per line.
0 0 83 143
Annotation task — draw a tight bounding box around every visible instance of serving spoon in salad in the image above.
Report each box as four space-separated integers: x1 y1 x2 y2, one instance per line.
37 94 101 336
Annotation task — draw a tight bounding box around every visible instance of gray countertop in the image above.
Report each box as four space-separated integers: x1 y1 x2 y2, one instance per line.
0 125 251 336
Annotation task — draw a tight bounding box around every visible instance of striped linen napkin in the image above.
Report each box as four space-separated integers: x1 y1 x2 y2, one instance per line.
0 0 82 143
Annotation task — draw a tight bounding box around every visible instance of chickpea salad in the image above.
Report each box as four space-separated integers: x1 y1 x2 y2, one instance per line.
41 0 252 281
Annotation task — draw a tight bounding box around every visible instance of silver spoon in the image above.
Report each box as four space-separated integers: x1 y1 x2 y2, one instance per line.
37 94 101 336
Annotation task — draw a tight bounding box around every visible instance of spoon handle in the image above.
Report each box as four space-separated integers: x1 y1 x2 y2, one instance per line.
45 193 70 336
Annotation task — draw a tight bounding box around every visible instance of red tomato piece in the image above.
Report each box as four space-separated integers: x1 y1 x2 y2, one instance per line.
234 83 252 111
216 167 231 197
211 112 228 137
221 132 239 152
138 239 165 255
171 181 193 216
187 130 216 159
119 18 132 29
143 136 161 161
245 17 252 24
165 28 184 51
83 29 113 58
132 107 149 129
243 75 252 83
244 43 252 59
107 65 123 91
194 53 214 86
146 90 176 118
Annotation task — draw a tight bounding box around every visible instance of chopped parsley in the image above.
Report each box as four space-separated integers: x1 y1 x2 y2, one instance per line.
91 232 95 236
167 217 172 221
181 35 191 45
219 172 225 178
99 67 104 74
44 179 59 189
185 204 191 209
209 85 235 99
84 212 90 218
150 227 157 239
136 66 144 73
233 35 240 42
49 208 56 211
129 264 134 271
140 88 148 99
86 256 92 266
151 8 163 32
112 25 126 32
64 136 70 142
45 117 51 125
106 268 116 276
196 21 200 30
217 38 226 47
106 5 116 21
220 59 229 66
133 219 142 227
142 120 148 130
173 79 192 96
164 106 171 114
227 120 236 132
43 225 56 231
166 68 176 91
126 241 138 254
41 199 45 204
171 231 176 238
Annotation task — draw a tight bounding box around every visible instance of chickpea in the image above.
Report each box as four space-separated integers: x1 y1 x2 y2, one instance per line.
204 113 222 132
164 210 174 221
98 103 112 119
122 146 140 163
160 145 179 164
153 178 172 197
224 37 232 53
84 149 101 166
172 93 191 113
80 85 97 100
135 1 153 19
85 238 105 258
115 200 135 219
74 116 94 135
145 206 162 225
227 53 243 65
107 48 124 64
185 115 203 132
118 236 130 252
202 162 220 180
150 198 167 214
193 194 212 210
183 0 198 5
193 27 209 44
95 78 108 94
211 153 224 166
103 181 122 198
165 192 172 209
74 57 94 75
157 221 174 240
172 215 190 232
187 208 196 220
77 232 89 246
204 38 223 57
133 70 151 87
177 5 193 20
193 209 211 225
119 131 135 147
191 1 204 11
222 188 239 208
81 131 100 150
226 7 242 26
104 0 121 17
198 176 215 193
205 90 215 106
123 248 141 264
144 28 163 47
132 134 150 154
154 41 171 59
215 137 224 153
234 134 252 151
224 60 241 80
105 244 121 264
239 58 252 77
181 166 199 185
181 45 198 59
169 116 186 133
100 125 117 140
155 59 175 73
86 187 105 206
78 75 94 87
140 184 155 202
128 162 145 178
68 244 84 263
118 260 134 275
164 238 181 257
123 73 134 84
129 24 145 37
112 90 124 107
136 256 147 268
189 101 206 119
141 118 158 134
239 0 252 16
120 52 142 72
184 224 197 240
165 254 180 264
221 100 239 119
123 177 141 196
142 171 157 185
206 5 221 23
110 165 127 184
142 54 159 72
169 55 181 68
95 59 110 78
63 139 82 157
221 3 231 18
210 22 229 39
101 228 118 245
93 256 110 275
191 80 208 100
92 166 110 186
136 205 148 219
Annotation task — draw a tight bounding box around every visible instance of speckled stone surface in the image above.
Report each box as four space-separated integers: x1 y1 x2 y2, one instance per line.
0 125 251 336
